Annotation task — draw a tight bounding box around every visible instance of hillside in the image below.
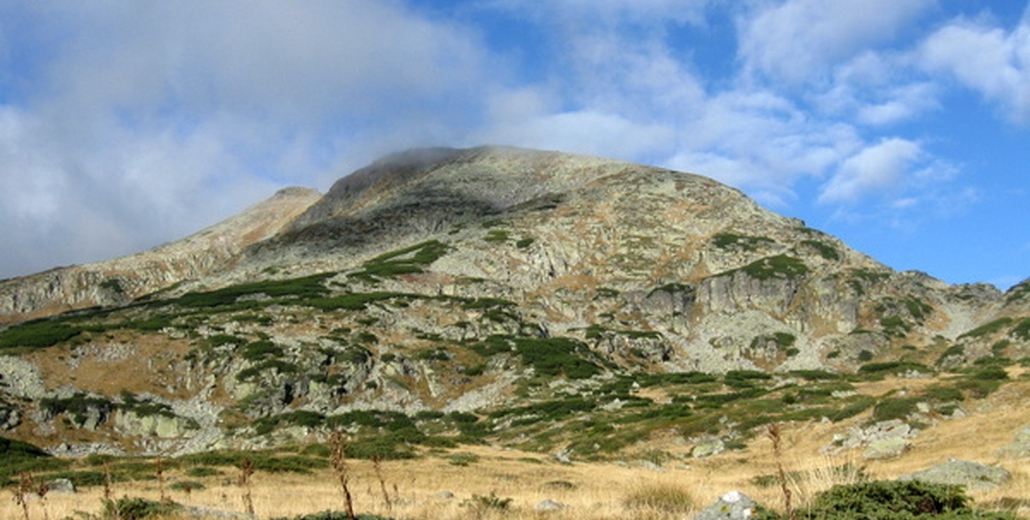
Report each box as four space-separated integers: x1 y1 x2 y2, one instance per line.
1 145 1029 473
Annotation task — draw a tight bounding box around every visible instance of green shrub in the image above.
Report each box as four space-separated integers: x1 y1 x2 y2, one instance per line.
830 395 876 422
789 370 841 381
103 496 182 520
349 240 448 281
922 385 965 403
175 272 333 308
463 492 513 512
755 480 1014 520
857 361 931 377
254 410 327 435
483 229 510 242
446 452 480 466
937 345 966 365
40 393 114 425
515 237 534 248
871 397 920 422
184 466 222 477
960 318 1014 339
0 319 84 351
513 337 601 379
1010 318 1030 341
252 455 328 473
735 254 810 280
712 233 774 251
801 239 840 261
119 392 177 419
243 340 284 361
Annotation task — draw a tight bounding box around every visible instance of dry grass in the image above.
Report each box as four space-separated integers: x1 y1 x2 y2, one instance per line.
5 376 1030 519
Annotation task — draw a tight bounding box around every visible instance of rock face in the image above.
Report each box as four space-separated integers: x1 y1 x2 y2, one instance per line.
0 146 1028 456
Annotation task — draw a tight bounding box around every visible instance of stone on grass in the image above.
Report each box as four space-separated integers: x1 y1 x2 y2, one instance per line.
997 426 1030 458
692 438 725 459
45 478 75 494
863 437 911 460
536 499 567 511
693 490 758 520
898 459 1010 491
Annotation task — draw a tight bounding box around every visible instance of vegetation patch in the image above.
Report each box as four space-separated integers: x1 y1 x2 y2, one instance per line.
483 229 510 243
512 337 602 379
960 317 1014 339
1005 280 1030 303
174 272 334 308
349 240 448 281
307 292 420 311
729 255 809 281
0 319 85 351
711 232 774 251
1009 318 1030 341
800 239 841 261
754 480 1014 520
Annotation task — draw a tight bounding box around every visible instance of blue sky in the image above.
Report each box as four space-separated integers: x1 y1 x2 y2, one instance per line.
0 1 1027 289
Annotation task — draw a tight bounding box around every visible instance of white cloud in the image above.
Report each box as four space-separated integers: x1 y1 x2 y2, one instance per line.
738 0 936 85
918 11 1030 122
482 107 675 160
819 138 923 203
487 0 714 27
0 0 497 279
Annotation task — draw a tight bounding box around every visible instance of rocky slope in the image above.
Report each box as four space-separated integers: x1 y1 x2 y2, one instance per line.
0 187 321 324
1 146 1029 459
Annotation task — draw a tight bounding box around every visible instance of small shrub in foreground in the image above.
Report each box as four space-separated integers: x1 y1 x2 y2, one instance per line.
754 480 1016 520
102 496 181 520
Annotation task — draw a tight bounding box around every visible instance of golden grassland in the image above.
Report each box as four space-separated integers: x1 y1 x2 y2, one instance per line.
6 375 1030 519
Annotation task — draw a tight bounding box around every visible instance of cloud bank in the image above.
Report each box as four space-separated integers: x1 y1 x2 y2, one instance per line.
0 1 1028 282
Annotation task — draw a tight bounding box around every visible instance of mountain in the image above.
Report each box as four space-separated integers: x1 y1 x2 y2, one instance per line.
1 146 1029 460
0 186 321 325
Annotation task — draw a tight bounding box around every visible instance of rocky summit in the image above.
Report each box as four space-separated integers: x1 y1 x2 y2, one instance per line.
1 146 1029 458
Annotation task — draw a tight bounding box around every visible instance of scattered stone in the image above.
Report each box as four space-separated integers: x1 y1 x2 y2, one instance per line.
824 419 916 454
692 438 725 459
899 459 1010 491
997 426 1030 458
536 499 567 511
634 459 665 472
435 491 455 499
554 448 573 464
44 478 75 495
863 437 911 460
693 491 759 520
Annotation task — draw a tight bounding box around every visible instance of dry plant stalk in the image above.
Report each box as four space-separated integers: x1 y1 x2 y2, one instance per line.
767 423 797 520
372 455 392 511
329 430 357 520
35 479 50 520
15 472 33 520
238 457 255 518
155 457 167 503
102 460 114 503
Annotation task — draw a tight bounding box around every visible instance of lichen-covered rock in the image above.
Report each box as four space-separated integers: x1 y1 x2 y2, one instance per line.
996 425 1030 458
863 437 911 460
693 491 759 520
692 438 725 459
898 459 1010 491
